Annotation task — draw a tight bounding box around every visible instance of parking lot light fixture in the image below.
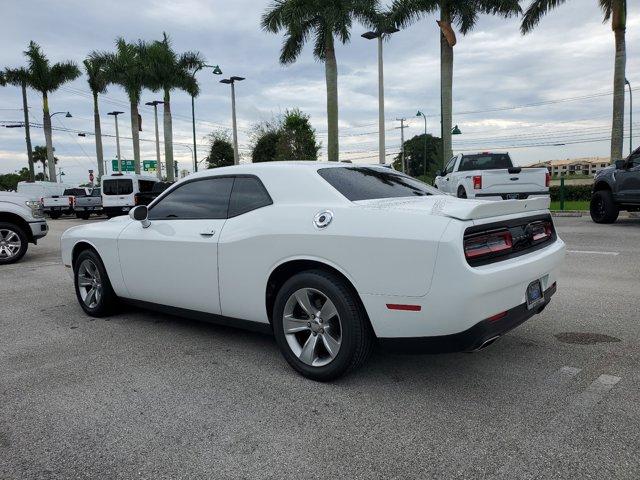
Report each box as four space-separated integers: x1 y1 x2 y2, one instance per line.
417 111 428 175
625 78 632 155
220 76 245 165
51 111 72 119
452 125 462 135
107 111 124 173
145 101 165 179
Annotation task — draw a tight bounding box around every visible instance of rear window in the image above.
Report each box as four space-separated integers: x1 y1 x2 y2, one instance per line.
318 167 439 201
103 179 133 195
91 188 101 197
63 188 86 197
138 180 156 193
458 154 513 172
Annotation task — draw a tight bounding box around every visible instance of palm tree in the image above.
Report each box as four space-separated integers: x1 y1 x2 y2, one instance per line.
521 0 627 162
98 38 146 174
83 57 109 180
1 67 35 181
392 1 521 164
22 41 80 182
262 0 379 162
143 33 203 181
32 145 58 180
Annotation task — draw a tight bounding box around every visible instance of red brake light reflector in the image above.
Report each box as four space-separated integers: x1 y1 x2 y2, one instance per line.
386 304 422 312
473 175 482 190
487 311 507 322
464 230 513 259
545 171 551 187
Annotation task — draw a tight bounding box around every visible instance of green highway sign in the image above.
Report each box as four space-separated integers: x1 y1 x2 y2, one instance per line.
111 159 135 172
143 160 158 172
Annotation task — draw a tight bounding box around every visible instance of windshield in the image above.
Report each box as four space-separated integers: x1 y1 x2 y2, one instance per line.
318 167 440 201
458 154 513 171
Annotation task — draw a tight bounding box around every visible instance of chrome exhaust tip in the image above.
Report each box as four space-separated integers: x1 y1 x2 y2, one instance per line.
474 335 501 351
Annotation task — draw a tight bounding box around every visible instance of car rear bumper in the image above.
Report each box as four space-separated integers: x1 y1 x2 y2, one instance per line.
474 191 549 200
378 282 556 353
75 206 103 211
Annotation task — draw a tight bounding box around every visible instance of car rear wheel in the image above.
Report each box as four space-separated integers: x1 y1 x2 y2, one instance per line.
457 186 467 198
74 249 118 317
0 223 28 265
272 270 373 381
590 190 619 224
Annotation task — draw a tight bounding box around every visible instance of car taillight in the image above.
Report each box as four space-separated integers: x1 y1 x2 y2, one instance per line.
69 196 74 206
464 229 513 260
473 175 482 190
530 221 553 242
545 172 551 187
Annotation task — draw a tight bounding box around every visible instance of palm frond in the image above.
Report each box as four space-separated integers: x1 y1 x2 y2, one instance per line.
48 61 80 92
521 0 568 34
390 0 439 29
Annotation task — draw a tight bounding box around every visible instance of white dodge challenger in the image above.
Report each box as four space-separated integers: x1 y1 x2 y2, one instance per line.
61 162 565 380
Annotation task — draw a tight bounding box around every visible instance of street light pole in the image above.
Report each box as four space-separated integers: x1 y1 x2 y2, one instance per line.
362 27 399 165
190 64 222 173
146 101 164 179
108 111 124 173
417 111 428 176
626 78 633 155
220 76 245 165
396 118 407 173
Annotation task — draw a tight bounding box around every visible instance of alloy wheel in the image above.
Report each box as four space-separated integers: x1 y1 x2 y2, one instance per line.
282 288 342 367
77 259 103 309
0 229 22 260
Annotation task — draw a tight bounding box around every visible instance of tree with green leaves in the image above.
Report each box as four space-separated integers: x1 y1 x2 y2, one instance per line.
521 0 627 162
205 130 235 168
251 119 281 163
275 108 321 160
83 57 108 180
22 41 80 182
261 0 379 162
96 38 146 174
144 33 204 181
392 1 521 163
392 133 441 180
32 145 58 180
1 68 35 181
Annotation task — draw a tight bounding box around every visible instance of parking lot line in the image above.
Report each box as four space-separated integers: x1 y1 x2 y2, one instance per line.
566 250 620 256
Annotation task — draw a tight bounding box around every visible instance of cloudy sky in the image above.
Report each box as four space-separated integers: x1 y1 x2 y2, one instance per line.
0 0 638 183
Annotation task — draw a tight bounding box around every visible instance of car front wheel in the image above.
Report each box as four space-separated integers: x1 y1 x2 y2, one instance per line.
74 249 118 317
590 190 619 224
273 270 373 381
0 222 28 265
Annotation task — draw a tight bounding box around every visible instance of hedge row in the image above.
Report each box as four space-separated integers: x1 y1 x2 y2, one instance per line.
549 184 592 201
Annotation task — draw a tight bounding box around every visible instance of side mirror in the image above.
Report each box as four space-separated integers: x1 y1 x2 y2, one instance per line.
615 160 627 170
129 205 150 228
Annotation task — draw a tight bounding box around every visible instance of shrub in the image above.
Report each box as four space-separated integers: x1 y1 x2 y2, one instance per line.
549 184 592 201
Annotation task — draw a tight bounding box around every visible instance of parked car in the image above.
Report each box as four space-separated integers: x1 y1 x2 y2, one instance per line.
0 192 48 264
61 162 565 380
434 152 550 200
590 146 640 223
74 188 103 219
42 187 89 219
101 173 159 218
133 181 173 207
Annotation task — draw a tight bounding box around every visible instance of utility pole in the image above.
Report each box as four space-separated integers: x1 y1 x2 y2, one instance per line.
146 101 164 179
626 78 633 155
220 76 245 165
19 82 35 181
396 118 407 173
108 111 124 173
417 111 428 176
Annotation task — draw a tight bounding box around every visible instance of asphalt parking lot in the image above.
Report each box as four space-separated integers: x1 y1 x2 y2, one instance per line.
1 215 639 479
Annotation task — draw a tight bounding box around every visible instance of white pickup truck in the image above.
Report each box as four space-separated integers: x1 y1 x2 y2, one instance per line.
42 187 90 219
434 152 550 200
0 192 48 264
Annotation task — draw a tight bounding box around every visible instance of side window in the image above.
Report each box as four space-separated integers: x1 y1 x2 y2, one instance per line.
629 150 640 167
103 180 117 195
445 157 457 174
228 177 273 217
148 177 234 220
118 180 133 195
138 180 155 193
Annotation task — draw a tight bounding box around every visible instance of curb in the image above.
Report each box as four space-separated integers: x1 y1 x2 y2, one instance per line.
551 211 584 217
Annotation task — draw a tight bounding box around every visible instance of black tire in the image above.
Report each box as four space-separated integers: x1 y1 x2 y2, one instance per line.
590 190 619 224
48 212 61 220
457 186 467 199
272 270 374 381
73 249 118 317
0 222 28 265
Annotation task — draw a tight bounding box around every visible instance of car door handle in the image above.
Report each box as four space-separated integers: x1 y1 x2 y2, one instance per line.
200 229 216 237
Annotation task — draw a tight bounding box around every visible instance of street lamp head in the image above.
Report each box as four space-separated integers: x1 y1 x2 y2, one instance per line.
416 110 424 117
361 31 379 40
65 112 72 118
230 76 245 82
219 78 232 84
145 100 164 106
451 125 462 135
212 65 223 75
78 133 86 137
625 78 631 86
108 111 124 116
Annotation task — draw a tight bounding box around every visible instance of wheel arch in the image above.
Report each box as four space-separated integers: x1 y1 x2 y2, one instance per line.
0 212 33 242
593 180 612 192
265 258 372 330
71 240 101 269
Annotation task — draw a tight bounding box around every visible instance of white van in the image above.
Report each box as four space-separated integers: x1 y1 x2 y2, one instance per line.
17 181 78 202
101 173 158 217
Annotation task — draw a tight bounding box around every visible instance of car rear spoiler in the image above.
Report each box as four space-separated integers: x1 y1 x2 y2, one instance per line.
437 196 550 221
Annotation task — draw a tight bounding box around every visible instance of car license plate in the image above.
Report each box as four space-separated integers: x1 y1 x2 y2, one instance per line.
506 193 518 200
526 280 545 310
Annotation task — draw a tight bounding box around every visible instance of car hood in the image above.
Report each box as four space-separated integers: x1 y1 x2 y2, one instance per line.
0 192 30 206
354 195 550 221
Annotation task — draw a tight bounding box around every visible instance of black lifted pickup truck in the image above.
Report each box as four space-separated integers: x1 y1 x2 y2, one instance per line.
591 146 640 223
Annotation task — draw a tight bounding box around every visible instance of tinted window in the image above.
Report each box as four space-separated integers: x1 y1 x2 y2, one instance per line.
139 180 156 193
103 179 133 195
228 177 273 217
318 167 439 201
64 188 87 197
149 177 234 220
91 188 101 197
458 154 513 171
